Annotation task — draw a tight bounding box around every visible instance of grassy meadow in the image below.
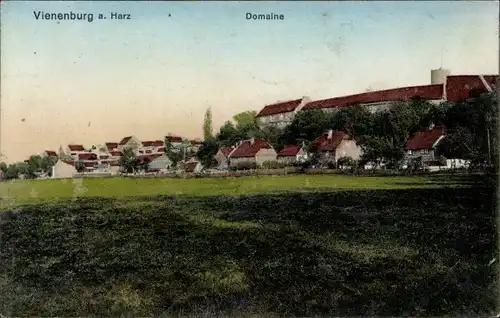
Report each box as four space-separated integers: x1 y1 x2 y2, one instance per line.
0 174 485 208
0 174 497 316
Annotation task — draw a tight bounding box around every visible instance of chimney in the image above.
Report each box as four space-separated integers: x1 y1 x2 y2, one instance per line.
327 130 333 140
250 137 255 145
429 123 435 130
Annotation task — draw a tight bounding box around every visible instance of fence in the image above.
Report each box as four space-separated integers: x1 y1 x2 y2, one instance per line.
70 166 489 180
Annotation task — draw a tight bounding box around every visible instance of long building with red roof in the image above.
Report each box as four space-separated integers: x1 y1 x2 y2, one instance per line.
256 96 311 128
256 70 498 126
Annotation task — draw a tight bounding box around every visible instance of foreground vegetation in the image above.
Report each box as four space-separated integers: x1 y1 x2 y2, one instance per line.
0 174 497 316
0 174 487 208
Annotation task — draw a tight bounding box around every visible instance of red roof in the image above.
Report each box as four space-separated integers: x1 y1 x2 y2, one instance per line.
68 144 85 151
119 136 133 145
228 139 273 158
105 142 118 150
44 150 57 157
62 160 75 166
312 131 349 152
184 161 200 173
165 135 183 143
446 75 497 102
142 140 164 147
304 85 444 111
77 153 98 160
256 98 305 117
405 126 447 150
109 151 123 157
137 154 162 163
219 146 233 157
278 145 303 157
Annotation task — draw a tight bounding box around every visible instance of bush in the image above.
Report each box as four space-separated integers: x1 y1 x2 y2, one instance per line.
232 161 257 170
262 161 287 169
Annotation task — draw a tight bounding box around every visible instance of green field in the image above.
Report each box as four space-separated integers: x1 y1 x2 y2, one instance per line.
0 174 483 208
0 174 497 316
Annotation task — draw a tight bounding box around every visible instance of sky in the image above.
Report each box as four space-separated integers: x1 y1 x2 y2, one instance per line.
1 1 498 163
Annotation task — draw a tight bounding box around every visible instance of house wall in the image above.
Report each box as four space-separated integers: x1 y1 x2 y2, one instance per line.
193 163 203 173
149 156 173 170
52 161 77 179
277 148 308 164
109 166 121 175
320 99 445 115
229 157 256 168
335 140 362 161
405 149 437 162
255 148 278 167
214 150 229 169
258 111 295 128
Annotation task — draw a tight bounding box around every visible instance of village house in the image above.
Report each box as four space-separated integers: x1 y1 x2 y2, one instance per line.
214 146 233 170
139 140 165 155
311 130 362 167
184 160 203 173
148 154 173 172
256 96 311 128
403 124 468 171
67 144 87 158
109 161 121 175
75 152 100 173
228 138 278 168
277 143 309 165
51 160 78 179
118 136 141 151
165 135 184 152
105 142 119 152
43 150 58 158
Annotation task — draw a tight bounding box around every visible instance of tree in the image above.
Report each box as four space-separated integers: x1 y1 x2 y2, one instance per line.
75 161 86 173
40 156 58 174
441 92 498 167
232 110 262 139
216 121 243 147
203 107 214 140
233 110 258 128
281 109 330 145
138 156 151 172
27 155 43 172
0 162 7 174
260 125 285 151
164 137 184 168
4 164 20 180
196 139 219 168
119 148 138 173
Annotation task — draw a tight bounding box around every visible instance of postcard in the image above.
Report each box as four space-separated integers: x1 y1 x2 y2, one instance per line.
0 1 498 317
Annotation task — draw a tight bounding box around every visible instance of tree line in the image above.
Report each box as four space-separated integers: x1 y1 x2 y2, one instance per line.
0 90 496 180
196 91 498 170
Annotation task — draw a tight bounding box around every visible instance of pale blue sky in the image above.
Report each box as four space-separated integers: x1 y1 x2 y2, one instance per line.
1 1 498 162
